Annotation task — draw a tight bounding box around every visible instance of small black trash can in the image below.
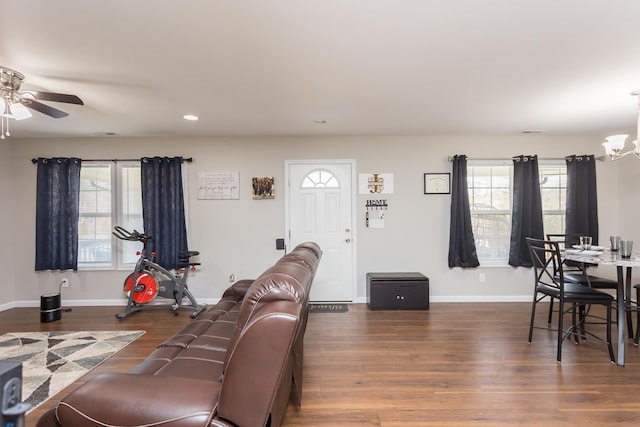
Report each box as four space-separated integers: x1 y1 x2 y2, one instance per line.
40 293 61 322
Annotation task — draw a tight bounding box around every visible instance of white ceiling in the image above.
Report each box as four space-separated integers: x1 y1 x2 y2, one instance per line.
2 0 640 139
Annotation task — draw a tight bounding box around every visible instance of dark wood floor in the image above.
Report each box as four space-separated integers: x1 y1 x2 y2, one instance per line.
3 302 640 427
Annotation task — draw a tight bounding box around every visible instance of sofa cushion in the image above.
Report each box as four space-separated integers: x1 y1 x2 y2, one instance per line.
55 373 219 427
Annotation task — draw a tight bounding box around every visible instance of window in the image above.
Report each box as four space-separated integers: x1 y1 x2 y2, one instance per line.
78 162 142 269
467 160 567 265
301 169 339 188
78 164 113 268
539 162 567 236
468 161 512 263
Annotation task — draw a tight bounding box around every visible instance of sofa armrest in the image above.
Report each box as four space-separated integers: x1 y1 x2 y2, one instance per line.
54 373 219 427
217 301 300 427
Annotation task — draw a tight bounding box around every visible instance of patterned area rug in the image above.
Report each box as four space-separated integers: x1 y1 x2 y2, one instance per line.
309 303 349 313
0 330 144 412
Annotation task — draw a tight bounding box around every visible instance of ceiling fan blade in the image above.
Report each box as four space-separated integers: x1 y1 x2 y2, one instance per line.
30 91 84 105
22 99 69 118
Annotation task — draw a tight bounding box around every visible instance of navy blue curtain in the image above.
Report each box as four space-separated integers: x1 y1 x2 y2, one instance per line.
508 155 544 267
566 155 599 245
141 156 188 270
35 157 82 271
448 155 480 268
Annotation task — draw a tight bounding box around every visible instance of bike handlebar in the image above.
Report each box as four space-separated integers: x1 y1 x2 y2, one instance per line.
112 226 152 243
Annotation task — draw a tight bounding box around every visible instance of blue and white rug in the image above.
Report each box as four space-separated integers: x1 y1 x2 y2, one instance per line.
0 330 144 411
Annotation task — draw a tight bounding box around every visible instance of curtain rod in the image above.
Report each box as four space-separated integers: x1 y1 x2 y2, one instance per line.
31 157 193 164
447 155 605 162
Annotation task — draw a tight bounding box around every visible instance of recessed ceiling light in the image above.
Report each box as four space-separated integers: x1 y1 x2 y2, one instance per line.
314 120 327 124
183 114 199 121
522 130 543 134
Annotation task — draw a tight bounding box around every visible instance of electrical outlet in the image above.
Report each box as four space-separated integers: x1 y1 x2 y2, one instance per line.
479 273 486 283
229 274 236 283
61 278 69 288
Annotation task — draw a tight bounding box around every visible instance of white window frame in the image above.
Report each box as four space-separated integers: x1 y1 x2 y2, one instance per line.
115 161 144 269
467 159 567 267
301 169 340 188
78 162 117 270
468 159 513 267
78 161 143 271
538 160 567 238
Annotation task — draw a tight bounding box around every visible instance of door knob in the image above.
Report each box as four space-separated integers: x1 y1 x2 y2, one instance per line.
345 238 351 243
345 228 351 233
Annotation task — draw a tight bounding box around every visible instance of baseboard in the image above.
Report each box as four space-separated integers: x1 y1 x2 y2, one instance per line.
10 299 128 308
349 295 531 304
430 295 532 303
0 301 15 312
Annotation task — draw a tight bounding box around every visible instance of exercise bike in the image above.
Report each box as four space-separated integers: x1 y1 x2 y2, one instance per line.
112 226 206 320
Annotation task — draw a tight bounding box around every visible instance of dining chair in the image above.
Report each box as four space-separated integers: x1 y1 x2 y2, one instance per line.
526 237 615 363
545 233 622 330
546 233 618 289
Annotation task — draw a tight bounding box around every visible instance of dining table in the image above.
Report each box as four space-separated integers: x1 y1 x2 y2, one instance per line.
565 247 640 366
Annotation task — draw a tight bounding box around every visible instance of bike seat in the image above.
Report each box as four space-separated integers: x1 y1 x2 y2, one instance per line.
178 250 200 268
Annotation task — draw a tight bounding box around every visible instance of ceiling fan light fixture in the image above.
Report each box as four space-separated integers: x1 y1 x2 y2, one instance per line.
0 66 84 137
9 102 32 120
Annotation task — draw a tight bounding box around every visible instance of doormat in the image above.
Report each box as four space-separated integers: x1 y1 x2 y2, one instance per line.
0 330 144 412
309 304 349 313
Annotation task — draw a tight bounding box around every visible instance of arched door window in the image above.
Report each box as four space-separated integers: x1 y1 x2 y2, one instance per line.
301 169 340 188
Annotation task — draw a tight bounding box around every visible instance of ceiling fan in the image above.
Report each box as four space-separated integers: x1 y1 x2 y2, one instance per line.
0 66 83 121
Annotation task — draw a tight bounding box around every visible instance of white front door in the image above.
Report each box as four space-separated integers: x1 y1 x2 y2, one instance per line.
286 160 356 302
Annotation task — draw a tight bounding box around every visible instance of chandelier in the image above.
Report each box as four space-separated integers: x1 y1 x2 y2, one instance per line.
602 91 640 160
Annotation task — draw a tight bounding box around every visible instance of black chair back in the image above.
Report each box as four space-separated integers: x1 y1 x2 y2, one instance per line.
546 233 581 249
527 237 563 294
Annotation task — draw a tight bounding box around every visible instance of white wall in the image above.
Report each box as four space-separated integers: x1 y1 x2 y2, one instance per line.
0 140 16 307
618 156 640 241
4 134 623 308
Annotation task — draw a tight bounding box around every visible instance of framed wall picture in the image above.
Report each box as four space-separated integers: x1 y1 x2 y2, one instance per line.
424 173 450 194
252 176 275 199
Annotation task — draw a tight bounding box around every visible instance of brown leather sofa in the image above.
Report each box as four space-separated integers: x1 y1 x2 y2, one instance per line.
36 242 321 427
